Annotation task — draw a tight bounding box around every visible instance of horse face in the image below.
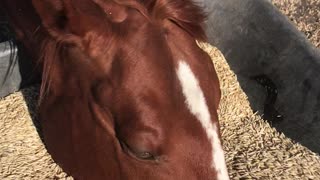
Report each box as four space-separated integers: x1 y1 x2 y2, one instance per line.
29 0 229 179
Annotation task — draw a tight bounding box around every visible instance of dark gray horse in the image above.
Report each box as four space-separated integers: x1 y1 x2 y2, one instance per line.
196 0 320 153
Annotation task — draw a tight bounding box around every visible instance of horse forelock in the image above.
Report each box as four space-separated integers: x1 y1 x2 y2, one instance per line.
137 0 207 41
87 0 207 40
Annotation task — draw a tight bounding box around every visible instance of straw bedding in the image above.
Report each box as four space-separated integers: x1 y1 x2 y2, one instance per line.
272 0 320 48
1 1 320 179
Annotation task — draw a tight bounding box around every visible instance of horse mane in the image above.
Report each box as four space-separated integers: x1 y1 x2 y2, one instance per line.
38 0 206 99
141 0 207 41
115 0 207 40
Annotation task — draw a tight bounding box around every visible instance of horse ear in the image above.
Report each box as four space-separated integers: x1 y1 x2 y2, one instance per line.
32 0 64 34
32 0 82 43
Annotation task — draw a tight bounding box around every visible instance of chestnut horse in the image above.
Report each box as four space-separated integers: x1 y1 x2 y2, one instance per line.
1 0 229 179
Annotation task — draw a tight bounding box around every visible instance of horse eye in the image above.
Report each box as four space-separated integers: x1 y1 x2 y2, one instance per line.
136 151 154 160
120 141 155 161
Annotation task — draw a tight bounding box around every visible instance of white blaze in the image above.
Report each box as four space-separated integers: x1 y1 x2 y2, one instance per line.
176 61 229 180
